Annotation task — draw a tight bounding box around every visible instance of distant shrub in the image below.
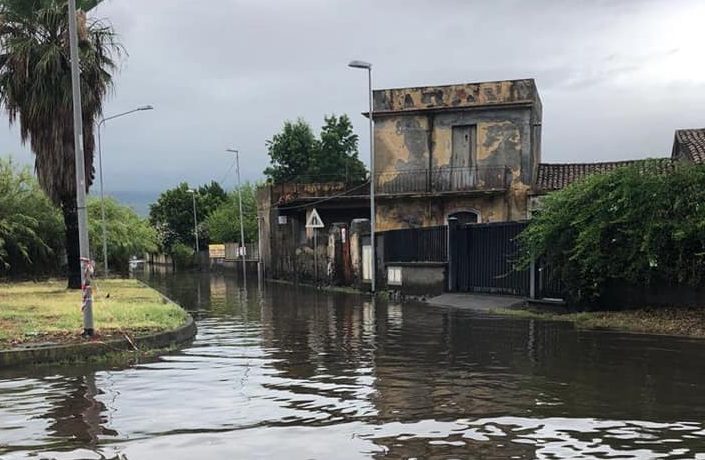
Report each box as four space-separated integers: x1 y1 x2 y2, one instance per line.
171 242 195 270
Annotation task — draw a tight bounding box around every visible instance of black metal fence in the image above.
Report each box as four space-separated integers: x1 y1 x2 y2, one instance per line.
449 221 530 296
382 225 447 263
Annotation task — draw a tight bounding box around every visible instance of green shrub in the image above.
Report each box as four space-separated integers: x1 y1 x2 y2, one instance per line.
519 160 705 302
87 197 159 273
0 158 63 277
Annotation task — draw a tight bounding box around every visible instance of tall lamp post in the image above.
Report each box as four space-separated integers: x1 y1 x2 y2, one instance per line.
97 105 154 275
187 189 199 253
68 0 93 336
226 149 248 286
348 60 376 292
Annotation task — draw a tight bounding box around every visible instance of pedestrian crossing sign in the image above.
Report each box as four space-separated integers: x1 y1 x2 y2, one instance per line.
306 208 325 229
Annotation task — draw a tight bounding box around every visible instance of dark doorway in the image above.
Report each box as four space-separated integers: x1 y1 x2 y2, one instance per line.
448 211 479 226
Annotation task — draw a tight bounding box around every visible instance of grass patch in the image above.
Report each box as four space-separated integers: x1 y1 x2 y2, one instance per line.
488 306 705 338
0 279 188 348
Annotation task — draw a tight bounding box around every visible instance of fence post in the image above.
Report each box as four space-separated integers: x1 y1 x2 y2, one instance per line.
529 259 536 300
447 217 459 292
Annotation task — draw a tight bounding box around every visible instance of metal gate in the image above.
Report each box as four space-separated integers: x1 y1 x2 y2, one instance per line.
448 221 530 296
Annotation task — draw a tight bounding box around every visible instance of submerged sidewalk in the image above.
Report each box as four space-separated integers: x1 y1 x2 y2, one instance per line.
425 293 525 312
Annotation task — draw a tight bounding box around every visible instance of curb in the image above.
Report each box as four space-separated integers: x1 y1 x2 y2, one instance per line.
0 312 197 369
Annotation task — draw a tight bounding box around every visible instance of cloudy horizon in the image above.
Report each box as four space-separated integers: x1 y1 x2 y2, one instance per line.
4 0 705 196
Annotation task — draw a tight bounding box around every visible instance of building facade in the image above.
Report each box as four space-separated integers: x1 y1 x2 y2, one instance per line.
372 79 542 230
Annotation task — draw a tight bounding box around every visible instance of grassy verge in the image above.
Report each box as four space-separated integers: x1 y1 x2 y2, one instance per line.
0 279 188 348
489 306 705 338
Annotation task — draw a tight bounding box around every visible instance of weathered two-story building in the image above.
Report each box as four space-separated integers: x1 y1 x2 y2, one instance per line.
372 79 542 229
257 78 544 284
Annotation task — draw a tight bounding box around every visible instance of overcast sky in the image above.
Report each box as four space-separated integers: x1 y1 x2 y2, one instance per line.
5 0 705 194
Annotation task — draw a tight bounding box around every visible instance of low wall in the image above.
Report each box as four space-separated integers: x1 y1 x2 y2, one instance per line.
0 316 196 368
385 262 446 297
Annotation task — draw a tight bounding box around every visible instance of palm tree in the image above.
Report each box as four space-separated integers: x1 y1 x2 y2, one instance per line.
0 0 121 288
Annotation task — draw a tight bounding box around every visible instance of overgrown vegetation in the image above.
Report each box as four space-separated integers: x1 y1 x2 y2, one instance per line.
0 0 122 288
149 181 227 253
490 307 705 339
264 114 367 183
0 158 64 277
519 160 705 303
87 197 158 273
205 183 258 244
0 279 188 347
0 156 161 278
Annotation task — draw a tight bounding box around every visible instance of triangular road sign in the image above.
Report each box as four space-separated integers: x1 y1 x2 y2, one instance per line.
306 208 325 228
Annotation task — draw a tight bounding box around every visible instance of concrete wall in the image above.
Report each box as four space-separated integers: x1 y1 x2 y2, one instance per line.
376 191 528 231
385 262 446 297
374 108 531 180
373 79 539 113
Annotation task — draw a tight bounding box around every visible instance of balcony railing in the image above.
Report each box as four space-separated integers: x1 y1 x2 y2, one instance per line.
375 166 510 195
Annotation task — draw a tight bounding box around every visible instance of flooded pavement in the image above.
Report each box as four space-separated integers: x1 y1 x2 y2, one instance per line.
2 272 705 459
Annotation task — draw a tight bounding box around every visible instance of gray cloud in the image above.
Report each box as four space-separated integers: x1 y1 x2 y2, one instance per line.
4 0 704 195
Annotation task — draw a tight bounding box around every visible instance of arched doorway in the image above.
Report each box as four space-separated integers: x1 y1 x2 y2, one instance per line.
448 210 479 225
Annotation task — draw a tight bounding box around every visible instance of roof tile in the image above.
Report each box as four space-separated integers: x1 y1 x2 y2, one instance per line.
536 158 673 191
674 129 705 164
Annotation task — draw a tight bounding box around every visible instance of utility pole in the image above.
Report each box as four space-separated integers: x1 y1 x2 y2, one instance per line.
227 149 248 287
68 0 93 336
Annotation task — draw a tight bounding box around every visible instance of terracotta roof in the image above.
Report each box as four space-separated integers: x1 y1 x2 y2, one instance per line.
673 129 705 164
536 158 673 192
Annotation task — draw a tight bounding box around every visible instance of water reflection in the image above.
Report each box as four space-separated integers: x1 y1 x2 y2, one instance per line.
2 272 705 459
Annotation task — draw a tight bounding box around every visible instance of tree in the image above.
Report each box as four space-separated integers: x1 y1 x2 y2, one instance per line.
0 157 64 277
205 183 258 244
87 197 158 273
149 182 228 253
264 115 368 184
264 118 318 183
0 0 122 288
312 114 367 182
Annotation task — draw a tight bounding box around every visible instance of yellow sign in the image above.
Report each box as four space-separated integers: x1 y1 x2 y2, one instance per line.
209 244 225 259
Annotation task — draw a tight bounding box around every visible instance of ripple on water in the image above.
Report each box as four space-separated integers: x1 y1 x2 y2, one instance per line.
2 272 705 459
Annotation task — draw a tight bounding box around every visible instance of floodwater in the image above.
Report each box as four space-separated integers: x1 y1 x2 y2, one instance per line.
2 273 705 459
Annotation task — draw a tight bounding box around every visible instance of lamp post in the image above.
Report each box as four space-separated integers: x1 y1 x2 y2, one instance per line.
97 105 154 275
226 149 247 286
68 0 93 336
348 60 376 293
187 189 199 253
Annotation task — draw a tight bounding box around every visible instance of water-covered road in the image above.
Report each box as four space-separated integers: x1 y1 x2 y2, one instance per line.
2 272 705 459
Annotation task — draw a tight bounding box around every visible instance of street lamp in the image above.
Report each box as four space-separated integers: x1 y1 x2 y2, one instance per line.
348 59 376 293
226 148 247 286
187 189 199 253
96 104 154 275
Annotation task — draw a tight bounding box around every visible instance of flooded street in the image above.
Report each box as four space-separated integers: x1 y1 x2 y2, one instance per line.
3 272 705 459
